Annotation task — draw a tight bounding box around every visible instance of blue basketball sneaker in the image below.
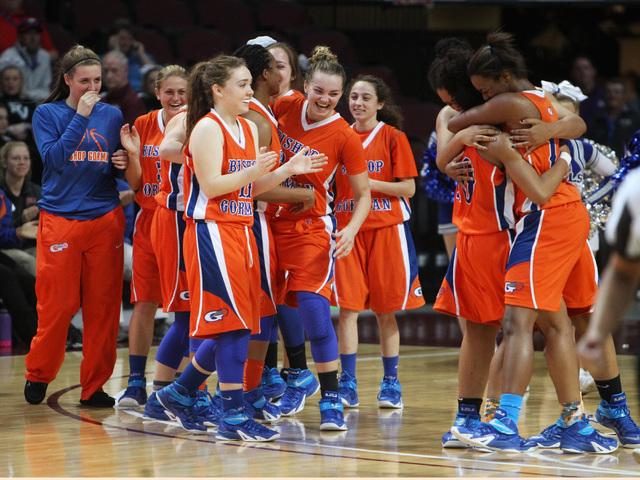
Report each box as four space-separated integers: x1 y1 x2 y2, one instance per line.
377 376 403 409
560 416 618 453
261 366 287 401
595 392 640 448
216 406 280 442
245 386 281 422
442 404 481 448
276 368 319 416
338 371 359 407
527 419 562 448
156 383 207 434
453 409 538 453
143 391 170 421
193 388 222 427
116 378 147 409
319 391 347 431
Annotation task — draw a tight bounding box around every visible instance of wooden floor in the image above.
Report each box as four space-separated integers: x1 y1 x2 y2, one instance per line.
2 339 640 478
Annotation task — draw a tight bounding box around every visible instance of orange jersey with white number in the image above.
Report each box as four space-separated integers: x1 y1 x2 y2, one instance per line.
452 146 515 235
270 94 367 220
334 122 417 231
183 110 257 225
133 109 165 211
512 90 582 219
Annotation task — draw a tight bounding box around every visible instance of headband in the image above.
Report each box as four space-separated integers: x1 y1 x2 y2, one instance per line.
65 57 98 74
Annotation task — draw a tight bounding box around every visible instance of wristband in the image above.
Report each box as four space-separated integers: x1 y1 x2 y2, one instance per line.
559 151 572 167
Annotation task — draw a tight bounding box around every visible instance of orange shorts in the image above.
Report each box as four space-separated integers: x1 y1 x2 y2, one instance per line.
150 206 190 312
253 211 277 317
270 215 335 307
505 202 591 312
564 242 599 316
334 222 424 313
183 220 260 338
434 229 511 325
131 208 162 304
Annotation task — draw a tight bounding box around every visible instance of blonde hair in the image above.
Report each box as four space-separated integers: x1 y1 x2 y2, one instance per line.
0 141 30 181
156 64 188 91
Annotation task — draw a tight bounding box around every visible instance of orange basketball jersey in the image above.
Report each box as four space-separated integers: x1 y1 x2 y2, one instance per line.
452 146 515 235
269 94 367 220
184 110 257 225
334 122 417 231
133 109 165 212
249 98 282 214
512 90 582 219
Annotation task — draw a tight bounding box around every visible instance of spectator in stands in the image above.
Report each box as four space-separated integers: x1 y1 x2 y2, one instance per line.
570 55 605 127
0 103 11 148
0 17 52 103
0 186 38 349
622 70 640 114
587 77 640 158
100 50 146 125
138 64 162 112
0 65 41 183
107 19 156 93
0 140 39 276
0 0 58 62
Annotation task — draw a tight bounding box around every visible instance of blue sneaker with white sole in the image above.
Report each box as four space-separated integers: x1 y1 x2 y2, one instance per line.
453 409 538 453
156 383 207 434
193 388 222 427
245 386 281 422
442 404 481 448
377 376 403 409
261 366 287 401
116 379 147 409
595 392 640 448
319 391 347 431
338 371 359 407
276 368 319 416
216 406 280 442
560 416 618 454
527 419 562 448
143 391 170 421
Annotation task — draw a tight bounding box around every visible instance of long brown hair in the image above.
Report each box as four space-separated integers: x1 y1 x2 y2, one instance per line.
184 55 246 142
267 42 303 92
45 45 101 104
347 74 403 130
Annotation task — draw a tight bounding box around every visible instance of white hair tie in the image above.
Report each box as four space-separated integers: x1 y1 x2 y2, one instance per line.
541 80 588 102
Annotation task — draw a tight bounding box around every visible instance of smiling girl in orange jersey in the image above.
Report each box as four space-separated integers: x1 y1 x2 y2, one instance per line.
117 65 188 409
333 75 424 410
270 46 371 431
155 55 327 440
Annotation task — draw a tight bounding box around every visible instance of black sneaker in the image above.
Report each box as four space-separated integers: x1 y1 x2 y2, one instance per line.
25 380 48 404
79 391 115 408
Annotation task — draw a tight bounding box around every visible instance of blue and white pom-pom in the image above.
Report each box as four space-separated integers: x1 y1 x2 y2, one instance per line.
420 139 456 204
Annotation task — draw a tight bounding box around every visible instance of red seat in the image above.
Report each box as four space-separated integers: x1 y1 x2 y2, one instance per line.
176 29 234 66
196 0 254 42
400 102 440 143
351 65 403 101
256 0 312 33
135 0 193 31
23 0 46 22
135 29 176 65
46 24 78 56
72 0 130 40
299 30 357 66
